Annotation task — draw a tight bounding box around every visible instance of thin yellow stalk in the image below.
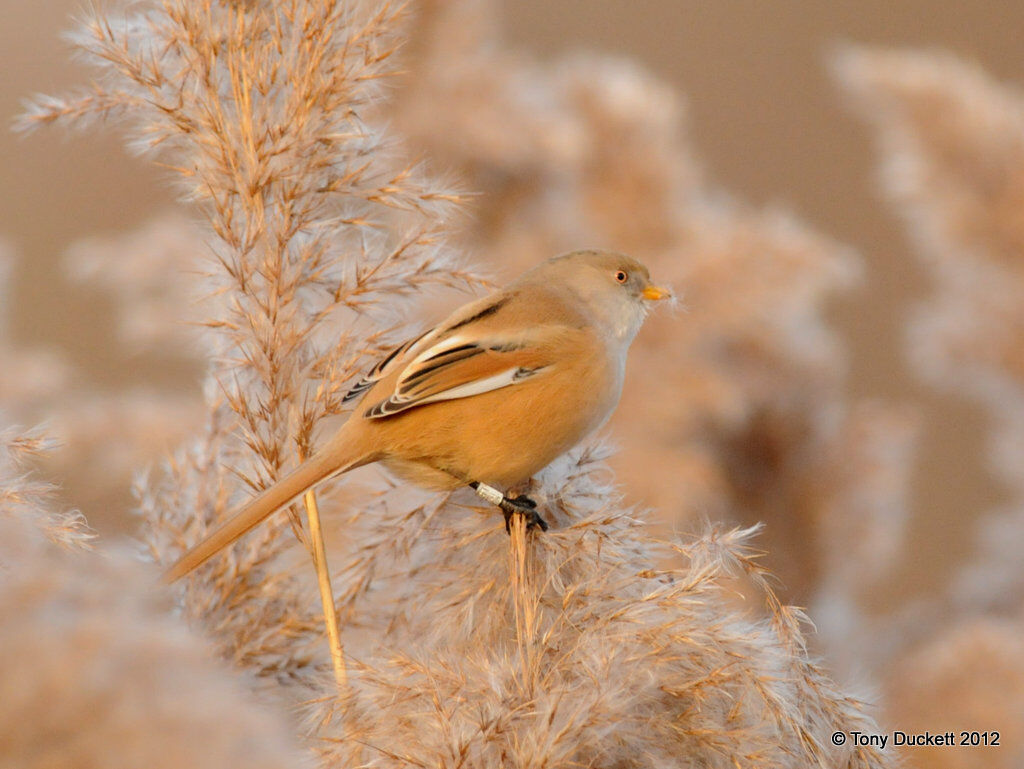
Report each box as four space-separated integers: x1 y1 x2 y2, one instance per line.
303 488 347 688
508 515 535 675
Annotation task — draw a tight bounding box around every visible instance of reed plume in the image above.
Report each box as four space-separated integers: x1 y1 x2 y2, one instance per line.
23 0 473 686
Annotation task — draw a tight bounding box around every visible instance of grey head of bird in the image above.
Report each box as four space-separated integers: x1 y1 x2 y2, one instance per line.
522 249 672 344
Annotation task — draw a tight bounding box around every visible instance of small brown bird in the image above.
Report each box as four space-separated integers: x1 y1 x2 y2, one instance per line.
165 250 670 581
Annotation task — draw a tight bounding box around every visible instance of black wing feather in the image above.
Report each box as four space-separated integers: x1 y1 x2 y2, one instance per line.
341 329 431 404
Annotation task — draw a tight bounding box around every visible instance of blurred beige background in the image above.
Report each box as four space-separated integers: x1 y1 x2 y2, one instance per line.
2 0 1022 599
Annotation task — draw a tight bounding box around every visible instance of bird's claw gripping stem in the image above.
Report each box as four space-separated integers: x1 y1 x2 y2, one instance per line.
470 482 549 533
499 494 548 534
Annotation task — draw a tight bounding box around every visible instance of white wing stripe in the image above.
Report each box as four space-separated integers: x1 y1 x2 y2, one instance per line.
412 369 520 405
364 365 546 419
406 334 475 369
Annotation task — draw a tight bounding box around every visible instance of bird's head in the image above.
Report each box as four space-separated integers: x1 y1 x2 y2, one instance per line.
541 250 673 343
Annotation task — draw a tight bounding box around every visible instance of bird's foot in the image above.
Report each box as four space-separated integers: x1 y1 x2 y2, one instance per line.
470 482 549 533
500 494 548 534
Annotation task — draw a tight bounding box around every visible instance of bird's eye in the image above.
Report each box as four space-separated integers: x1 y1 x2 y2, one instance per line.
614 270 628 284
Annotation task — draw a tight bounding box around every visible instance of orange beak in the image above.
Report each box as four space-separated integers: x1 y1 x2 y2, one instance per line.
642 284 671 301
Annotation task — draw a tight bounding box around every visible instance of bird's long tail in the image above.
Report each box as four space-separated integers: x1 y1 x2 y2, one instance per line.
162 437 366 583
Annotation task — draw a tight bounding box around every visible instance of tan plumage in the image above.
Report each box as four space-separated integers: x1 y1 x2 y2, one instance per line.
164 250 670 582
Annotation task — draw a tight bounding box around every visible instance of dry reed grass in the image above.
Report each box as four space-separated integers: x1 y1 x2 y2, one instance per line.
0 427 312 769
313 446 890 768
11 1 898 766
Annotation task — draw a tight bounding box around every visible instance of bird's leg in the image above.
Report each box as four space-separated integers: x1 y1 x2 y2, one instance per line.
470 482 549 533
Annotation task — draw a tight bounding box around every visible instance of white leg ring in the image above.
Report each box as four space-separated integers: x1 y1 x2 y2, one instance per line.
475 482 505 506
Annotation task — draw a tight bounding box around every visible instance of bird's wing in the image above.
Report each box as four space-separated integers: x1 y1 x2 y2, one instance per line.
346 284 589 418
341 293 517 406
364 325 562 418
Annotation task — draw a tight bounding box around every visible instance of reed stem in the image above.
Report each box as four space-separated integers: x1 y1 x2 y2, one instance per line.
303 488 347 688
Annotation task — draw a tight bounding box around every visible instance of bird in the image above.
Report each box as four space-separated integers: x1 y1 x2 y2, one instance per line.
164 250 671 582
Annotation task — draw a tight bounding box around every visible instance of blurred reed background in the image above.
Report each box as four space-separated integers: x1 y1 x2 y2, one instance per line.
3 2 1024 767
